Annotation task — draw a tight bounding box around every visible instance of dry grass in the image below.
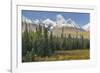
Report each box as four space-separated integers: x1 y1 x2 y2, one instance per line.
32 49 90 61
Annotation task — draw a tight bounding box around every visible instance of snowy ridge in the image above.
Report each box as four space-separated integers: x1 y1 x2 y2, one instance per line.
22 16 32 24
33 19 40 25
56 14 66 26
22 15 89 31
66 18 81 29
82 23 90 31
43 18 56 28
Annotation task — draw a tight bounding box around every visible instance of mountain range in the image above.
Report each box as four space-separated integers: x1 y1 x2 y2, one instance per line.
22 15 90 31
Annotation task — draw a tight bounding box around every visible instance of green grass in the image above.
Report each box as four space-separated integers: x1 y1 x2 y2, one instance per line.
32 49 90 61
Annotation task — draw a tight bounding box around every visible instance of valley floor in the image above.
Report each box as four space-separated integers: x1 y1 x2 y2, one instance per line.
31 49 90 62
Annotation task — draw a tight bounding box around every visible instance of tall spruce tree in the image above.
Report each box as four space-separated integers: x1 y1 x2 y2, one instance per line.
22 22 31 56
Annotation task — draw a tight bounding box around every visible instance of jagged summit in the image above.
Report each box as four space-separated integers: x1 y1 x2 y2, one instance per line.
22 15 89 31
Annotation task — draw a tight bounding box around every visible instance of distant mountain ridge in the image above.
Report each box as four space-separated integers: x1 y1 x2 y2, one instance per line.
22 15 90 31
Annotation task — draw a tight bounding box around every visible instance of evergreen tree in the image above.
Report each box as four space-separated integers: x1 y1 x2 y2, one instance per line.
22 22 32 56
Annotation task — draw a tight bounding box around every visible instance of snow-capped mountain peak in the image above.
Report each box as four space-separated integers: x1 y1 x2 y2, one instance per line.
22 16 32 24
66 18 81 29
56 15 81 29
33 19 40 25
43 18 56 28
43 19 55 24
22 15 86 31
66 18 75 27
82 23 90 31
56 14 66 25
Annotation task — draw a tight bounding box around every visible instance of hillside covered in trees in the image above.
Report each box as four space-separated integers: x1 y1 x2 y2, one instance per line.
22 21 90 62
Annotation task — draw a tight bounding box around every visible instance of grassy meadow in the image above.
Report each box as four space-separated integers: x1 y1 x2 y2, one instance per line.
30 49 90 61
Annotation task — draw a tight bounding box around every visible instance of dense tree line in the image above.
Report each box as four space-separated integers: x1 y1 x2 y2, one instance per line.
22 22 90 62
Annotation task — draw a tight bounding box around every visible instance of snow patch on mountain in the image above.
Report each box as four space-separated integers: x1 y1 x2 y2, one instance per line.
56 14 66 26
56 15 81 29
43 18 56 28
22 16 32 24
22 15 87 31
82 23 90 31
33 19 40 25
66 18 80 28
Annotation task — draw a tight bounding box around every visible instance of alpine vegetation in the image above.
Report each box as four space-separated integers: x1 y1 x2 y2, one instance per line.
22 10 90 62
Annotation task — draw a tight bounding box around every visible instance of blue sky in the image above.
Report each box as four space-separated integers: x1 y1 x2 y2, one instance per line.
22 10 90 26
